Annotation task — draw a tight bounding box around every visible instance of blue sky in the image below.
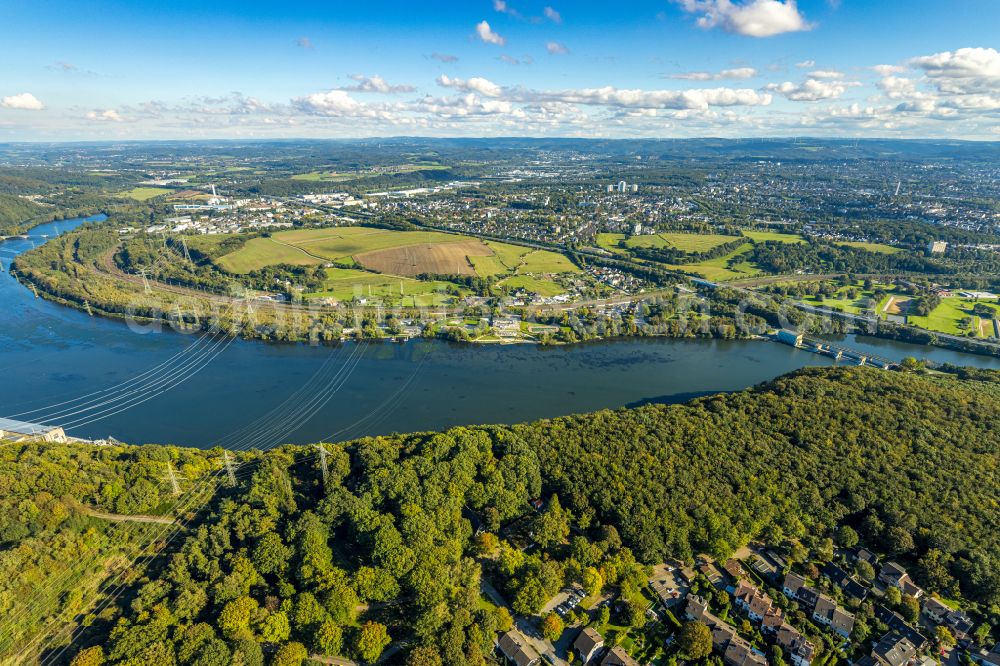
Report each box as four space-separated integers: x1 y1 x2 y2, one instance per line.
2 0 999 140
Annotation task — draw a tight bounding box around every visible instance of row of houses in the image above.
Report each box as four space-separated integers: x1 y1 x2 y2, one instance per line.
783 573 856 639
686 595 768 666
731 578 815 666
573 627 640 666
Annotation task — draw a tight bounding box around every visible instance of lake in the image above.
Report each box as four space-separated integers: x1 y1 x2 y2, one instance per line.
3 216 1000 448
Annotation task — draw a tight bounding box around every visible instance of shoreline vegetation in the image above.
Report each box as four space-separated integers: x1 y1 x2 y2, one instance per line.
10 222 1000 359
3 366 999 664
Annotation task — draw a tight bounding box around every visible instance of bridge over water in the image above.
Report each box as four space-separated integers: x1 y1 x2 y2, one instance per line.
774 330 899 369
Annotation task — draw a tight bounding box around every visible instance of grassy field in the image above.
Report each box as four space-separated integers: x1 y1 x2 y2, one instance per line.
909 297 999 336
742 230 807 244
835 241 902 254
121 186 173 201
802 281 900 315
468 254 510 277
216 237 324 273
516 250 579 274
216 227 469 273
212 227 580 300
184 234 235 257
303 267 464 306
595 233 627 254
625 232 741 253
667 243 760 281
498 274 566 297
484 240 533 269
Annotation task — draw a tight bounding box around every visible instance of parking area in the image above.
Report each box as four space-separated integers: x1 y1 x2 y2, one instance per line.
649 563 688 608
542 585 587 617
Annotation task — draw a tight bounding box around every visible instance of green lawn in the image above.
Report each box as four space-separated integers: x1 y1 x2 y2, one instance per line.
595 233 627 254
290 171 354 182
217 237 324 273
743 230 807 244
499 274 566 297
625 232 741 253
835 241 902 254
215 227 473 272
909 297 998 336
484 240 533 268
667 243 759 281
516 250 579 274
468 254 510 277
121 186 173 201
303 267 464 306
802 281 901 315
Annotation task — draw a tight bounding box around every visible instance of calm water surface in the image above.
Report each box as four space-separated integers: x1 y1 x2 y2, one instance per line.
3 217 999 448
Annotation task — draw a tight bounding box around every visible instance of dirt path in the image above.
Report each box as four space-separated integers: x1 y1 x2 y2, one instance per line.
81 506 175 525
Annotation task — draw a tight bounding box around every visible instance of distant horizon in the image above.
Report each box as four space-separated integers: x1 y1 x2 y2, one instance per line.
3 135 1000 146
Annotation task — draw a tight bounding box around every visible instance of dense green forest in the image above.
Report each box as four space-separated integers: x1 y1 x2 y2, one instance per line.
0 194 45 234
2 367 999 665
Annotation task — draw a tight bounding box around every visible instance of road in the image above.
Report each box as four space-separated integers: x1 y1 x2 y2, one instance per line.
480 578 567 666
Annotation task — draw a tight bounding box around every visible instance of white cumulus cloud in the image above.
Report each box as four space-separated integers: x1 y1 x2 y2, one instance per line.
546 42 569 55
475 20 507 46
1 92 45 110
765 77 859 101
544 6 562 23
909 47 1000 94
340 74 415 94
675 0 814 38
437 75 504 98
86 109 124 122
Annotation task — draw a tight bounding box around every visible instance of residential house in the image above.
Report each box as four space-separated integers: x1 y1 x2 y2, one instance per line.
733 580 774 622
969 643 1000 666
812 594 856 638
879 563 924 598
855 548 879 567
871 632 917 666
921 597 951 624
601 645 639 666
724 636 768 666
750 554 778 581
944 610 975 641
686 595 738 649
797 585 820 610
822 563 869 601
685 595 766 666
574 627 605 664
498 631 541 666
776 624 816 666
699 561 726 588
762 607 785 634
783 573 807 599
723 558 746 582
874 605 929 650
